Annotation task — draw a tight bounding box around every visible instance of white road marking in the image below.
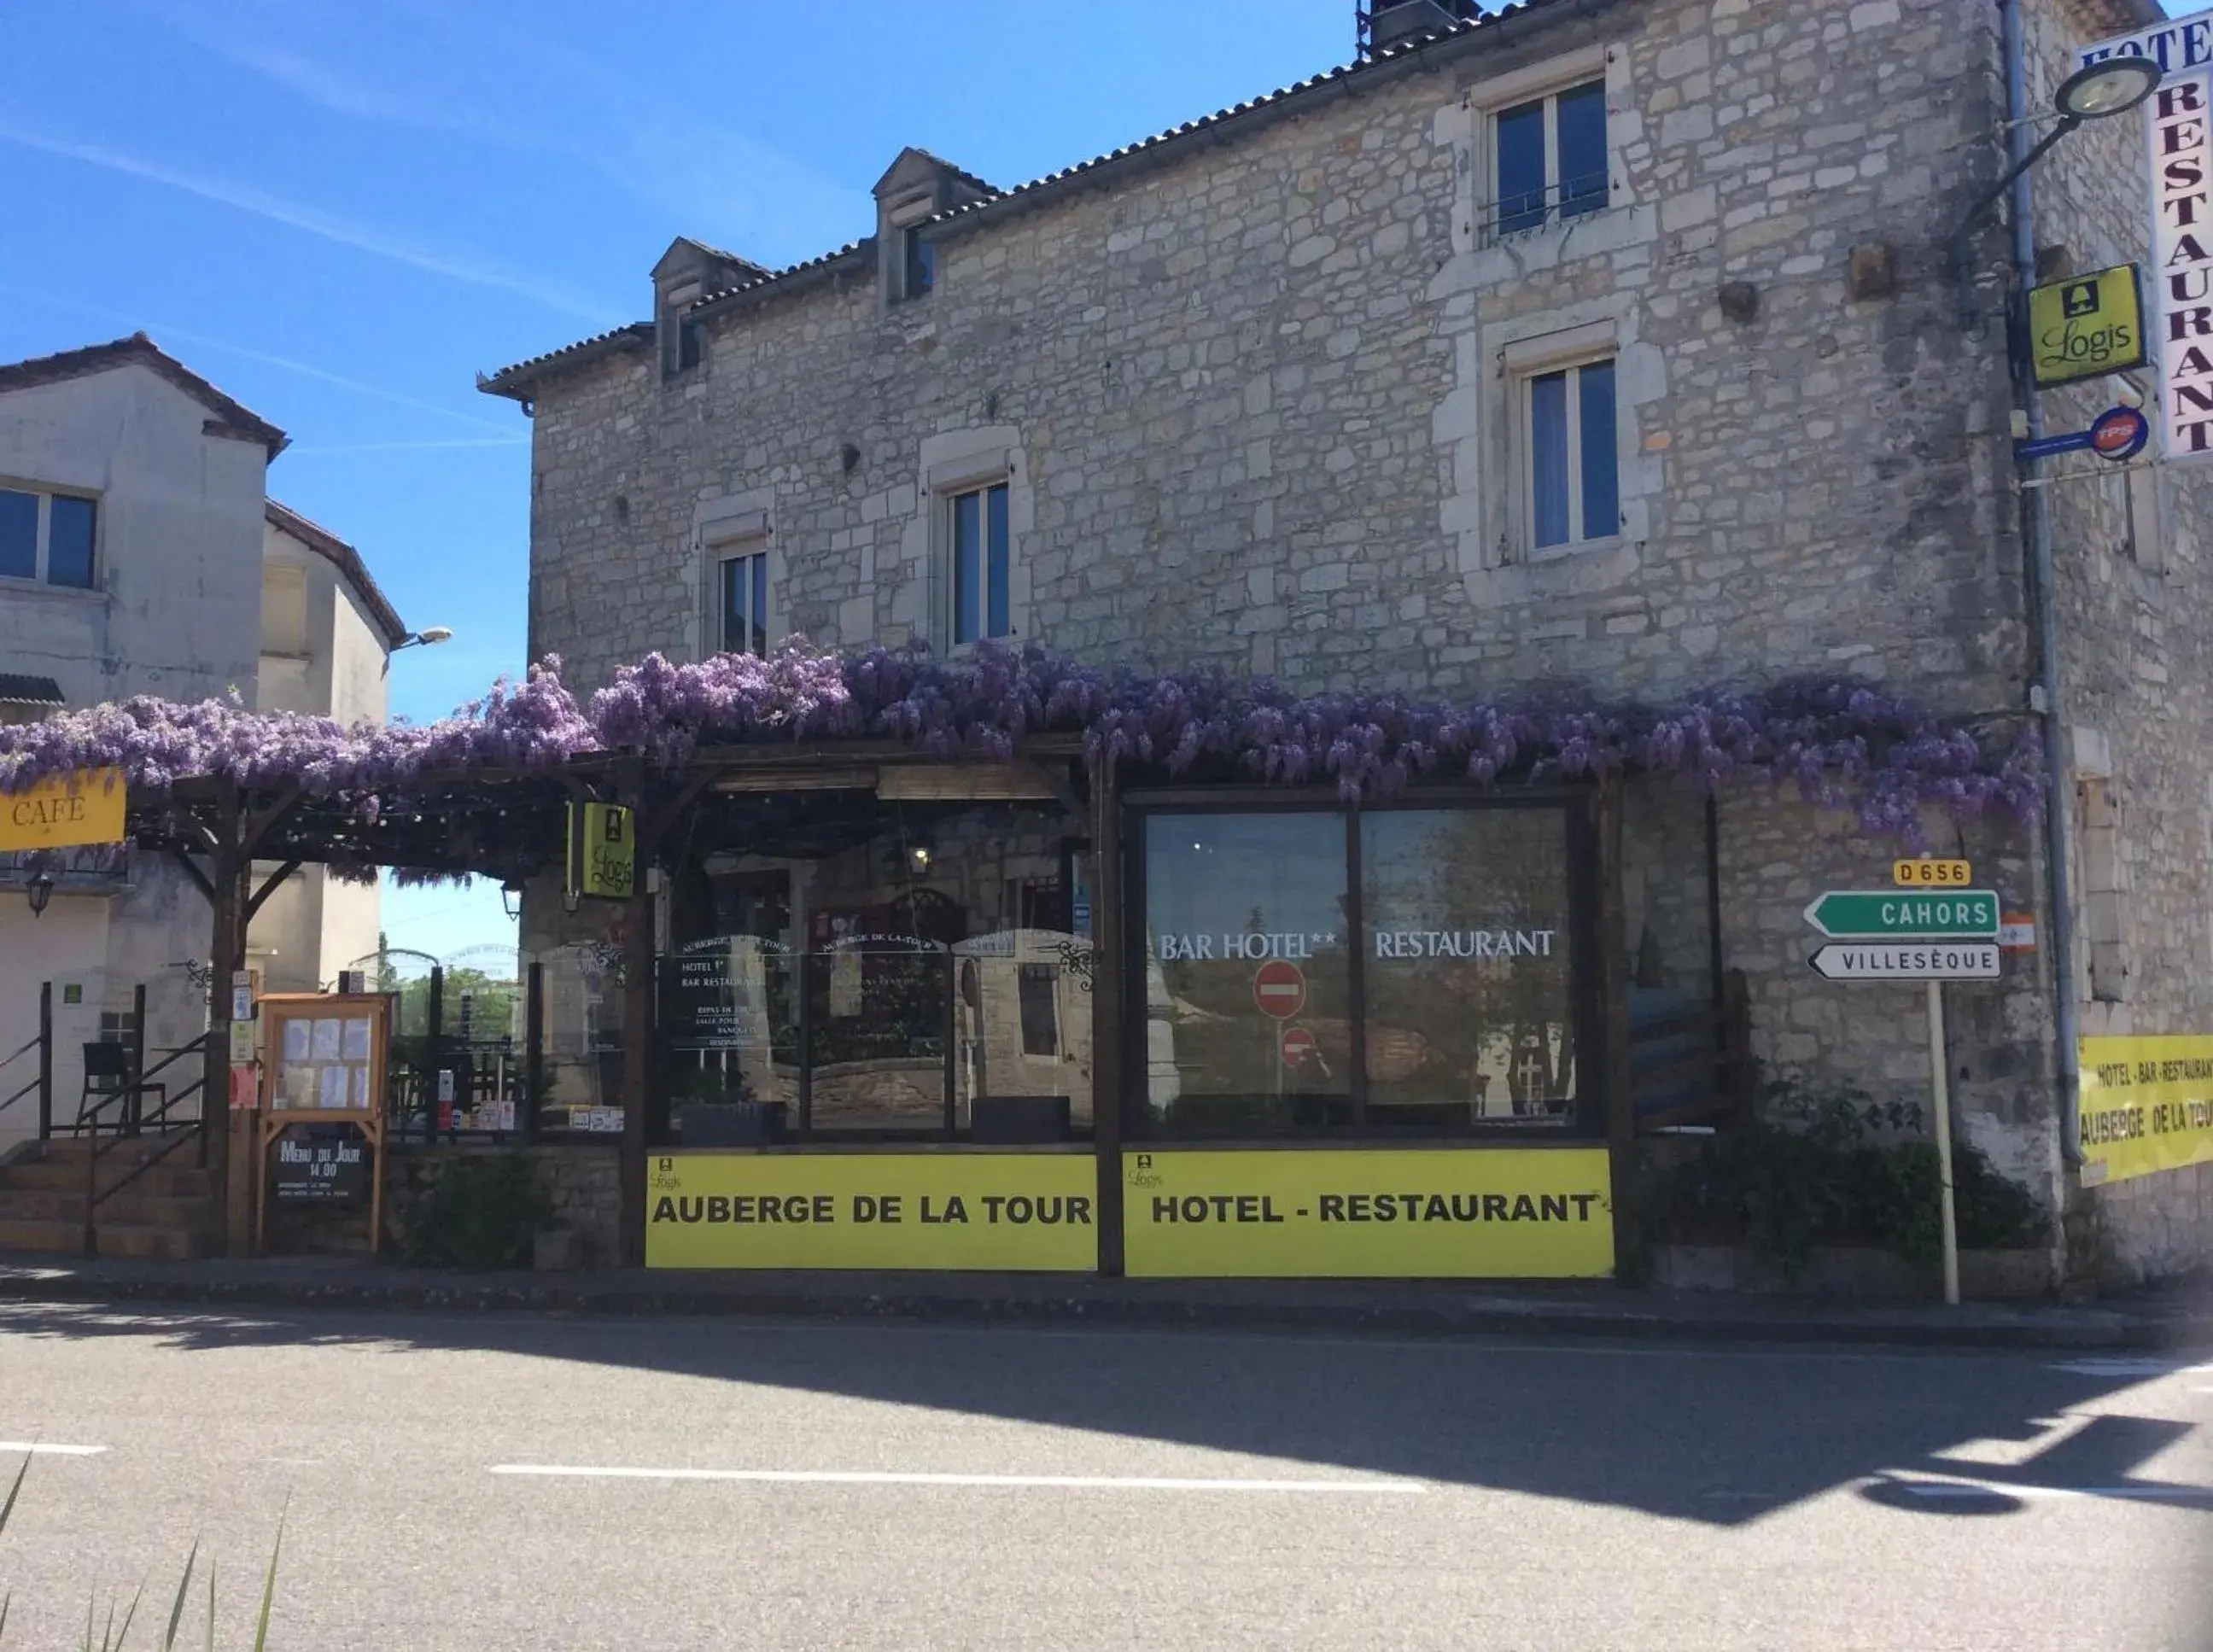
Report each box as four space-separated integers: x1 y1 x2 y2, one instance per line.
0 1441 106 1456
2050 1358 2213 1378
1884 1474 2213 1506
490 1464 1426 1494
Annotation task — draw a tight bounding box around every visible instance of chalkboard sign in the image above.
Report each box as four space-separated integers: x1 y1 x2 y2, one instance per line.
271 1130 371 1205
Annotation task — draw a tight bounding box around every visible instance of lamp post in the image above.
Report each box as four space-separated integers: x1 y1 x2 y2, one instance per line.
1953 58 2161 332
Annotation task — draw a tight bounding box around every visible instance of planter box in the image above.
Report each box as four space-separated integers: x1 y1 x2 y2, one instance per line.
1649 1244 2053 1299
680 1100 787 1147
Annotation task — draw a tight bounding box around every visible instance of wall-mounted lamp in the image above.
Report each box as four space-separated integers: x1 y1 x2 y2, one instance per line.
501 879 526 920
1954 56 2162 330
392 627 454 653
25 871 54 918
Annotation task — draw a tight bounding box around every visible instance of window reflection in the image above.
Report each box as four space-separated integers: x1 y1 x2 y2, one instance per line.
1143 813 1352 1132
1361 809 1576 1126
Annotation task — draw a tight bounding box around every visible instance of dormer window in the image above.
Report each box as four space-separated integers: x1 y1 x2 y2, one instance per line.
903 228 937 301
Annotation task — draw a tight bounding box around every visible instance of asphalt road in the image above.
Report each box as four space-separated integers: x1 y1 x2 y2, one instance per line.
0 1305 2207 1650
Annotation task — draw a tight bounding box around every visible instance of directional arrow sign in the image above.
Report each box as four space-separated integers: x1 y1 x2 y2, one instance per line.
1803 890 2000 939
1809 942 2001 982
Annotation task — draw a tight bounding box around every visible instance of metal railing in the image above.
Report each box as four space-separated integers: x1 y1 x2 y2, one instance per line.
84 1030 212 1251
1478 171 1611 243
0 983 52 1138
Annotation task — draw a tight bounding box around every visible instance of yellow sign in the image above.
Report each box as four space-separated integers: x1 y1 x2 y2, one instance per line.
1122 1147 1614 1278
645 1153 1098 1270
0 768 125 852
2028 265 2145 388
566 802 635 900
2079 1036 2213 1186
1893 858 1972 888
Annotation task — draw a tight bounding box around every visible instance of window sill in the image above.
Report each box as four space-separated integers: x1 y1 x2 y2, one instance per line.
0 575 105 605
1522 533 1622 567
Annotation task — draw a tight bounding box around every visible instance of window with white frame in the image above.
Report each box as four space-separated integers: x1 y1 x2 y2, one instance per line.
0 485 96 589
948 481 1011 645
1521 357 1619 552
1492 79 1609 238
715 542 770 657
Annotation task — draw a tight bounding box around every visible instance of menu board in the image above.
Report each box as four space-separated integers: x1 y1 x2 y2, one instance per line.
268 1007 380 1114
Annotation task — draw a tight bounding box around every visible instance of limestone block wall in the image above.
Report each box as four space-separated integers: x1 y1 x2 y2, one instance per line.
523 0 2021 715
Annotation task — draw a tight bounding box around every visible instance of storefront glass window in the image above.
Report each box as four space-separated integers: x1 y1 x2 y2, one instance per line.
1360 808 1577 1127
1142 813 1352 1133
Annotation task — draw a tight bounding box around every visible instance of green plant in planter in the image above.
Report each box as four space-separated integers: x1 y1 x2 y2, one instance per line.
399 1152 553 1270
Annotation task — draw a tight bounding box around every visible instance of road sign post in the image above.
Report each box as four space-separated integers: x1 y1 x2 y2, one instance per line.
1803 882 1995 1306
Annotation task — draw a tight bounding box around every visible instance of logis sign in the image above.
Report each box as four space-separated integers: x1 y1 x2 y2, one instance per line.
2082 11 2213 464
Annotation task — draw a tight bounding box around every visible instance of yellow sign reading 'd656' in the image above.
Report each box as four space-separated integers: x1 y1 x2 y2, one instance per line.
1123 1147 1614 1278
2029 265 2145 388
1893 859 1971 888
0 768 126 852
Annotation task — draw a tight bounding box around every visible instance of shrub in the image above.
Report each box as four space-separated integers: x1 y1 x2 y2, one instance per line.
399 1153 553 1270
1638 1078 2051 1279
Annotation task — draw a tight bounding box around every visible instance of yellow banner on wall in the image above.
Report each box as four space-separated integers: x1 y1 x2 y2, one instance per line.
0 768 125 852
1122 1147 1614 1278
2079 1036 2213 1186
645 1152 1098 1270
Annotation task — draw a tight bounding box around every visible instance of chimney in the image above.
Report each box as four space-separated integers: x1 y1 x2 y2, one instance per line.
1359 0 1480 56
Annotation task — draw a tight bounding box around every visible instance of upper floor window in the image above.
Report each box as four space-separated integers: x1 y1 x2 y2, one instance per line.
1524 358 1617 552
719 546 769 657
903 228 937 301
1494 79 1608 238
950 482 1010 645
0 486 96 589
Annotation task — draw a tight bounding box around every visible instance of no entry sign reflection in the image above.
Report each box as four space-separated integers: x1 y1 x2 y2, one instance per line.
1252 960 1306 1019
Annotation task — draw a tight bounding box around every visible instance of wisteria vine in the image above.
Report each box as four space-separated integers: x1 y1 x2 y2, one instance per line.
0 643 2042 854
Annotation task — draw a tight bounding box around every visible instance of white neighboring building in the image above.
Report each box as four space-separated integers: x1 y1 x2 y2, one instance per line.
253 502 406 995
0 334 404 1152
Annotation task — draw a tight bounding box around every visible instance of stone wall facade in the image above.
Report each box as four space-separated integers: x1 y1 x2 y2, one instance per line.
498 0 2213 1281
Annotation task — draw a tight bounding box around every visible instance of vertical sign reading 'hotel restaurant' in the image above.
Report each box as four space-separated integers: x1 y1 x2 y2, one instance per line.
2082 9 2213 462
2152 69 2213 462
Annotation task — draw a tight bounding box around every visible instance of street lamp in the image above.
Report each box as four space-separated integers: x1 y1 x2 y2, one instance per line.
392 627 453 653
26 870 54 918
1953 56 2162 330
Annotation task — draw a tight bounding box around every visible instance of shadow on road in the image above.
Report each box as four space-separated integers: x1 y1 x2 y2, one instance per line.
2 1297 2206 1530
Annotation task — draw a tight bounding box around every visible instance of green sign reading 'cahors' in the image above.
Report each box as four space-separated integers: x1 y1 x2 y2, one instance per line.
1803 890 2000 939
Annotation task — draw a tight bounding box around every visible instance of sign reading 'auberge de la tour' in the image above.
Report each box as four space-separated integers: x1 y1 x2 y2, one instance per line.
0 768 126 852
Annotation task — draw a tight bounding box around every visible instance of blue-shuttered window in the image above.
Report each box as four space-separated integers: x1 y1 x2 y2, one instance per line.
1493 79 1609 238
951 482 1011 645
1526 359 1619 552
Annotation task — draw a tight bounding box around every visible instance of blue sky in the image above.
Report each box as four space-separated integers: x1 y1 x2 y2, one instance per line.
0 0 1379 960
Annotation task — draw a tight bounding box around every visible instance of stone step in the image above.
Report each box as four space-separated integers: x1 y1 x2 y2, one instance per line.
0 1216 85 1254
0 1187 210 1228
90 1223 206 1262
0 1159 212 1199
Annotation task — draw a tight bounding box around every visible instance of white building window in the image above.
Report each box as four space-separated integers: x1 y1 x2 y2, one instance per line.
1492 79 1609 239
717 544 770 657
0 485 96 589
1522 357 1618 552
949 482 1010 645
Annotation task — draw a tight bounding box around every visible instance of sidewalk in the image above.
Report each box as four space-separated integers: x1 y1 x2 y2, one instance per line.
2 1251 2208 1351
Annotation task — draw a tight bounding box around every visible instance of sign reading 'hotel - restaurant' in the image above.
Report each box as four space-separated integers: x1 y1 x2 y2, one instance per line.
2082 9 2213 462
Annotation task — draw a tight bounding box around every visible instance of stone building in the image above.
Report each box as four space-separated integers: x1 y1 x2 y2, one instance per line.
483 0 2213 1282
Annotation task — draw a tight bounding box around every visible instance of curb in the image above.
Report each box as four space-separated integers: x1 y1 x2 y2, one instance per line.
0 1269 2200 1352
